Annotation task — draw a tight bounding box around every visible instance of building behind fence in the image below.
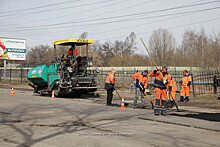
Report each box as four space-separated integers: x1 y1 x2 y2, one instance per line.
0 67 219 96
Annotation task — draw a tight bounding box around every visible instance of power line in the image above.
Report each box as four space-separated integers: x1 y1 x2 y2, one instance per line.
0 0 127 27
14 6 207 37
0 0 80 14
0 0 114 18
21 0 155 36
24 12 200 38
28 17 220 45
98 17 220 41
1 0 219 30
82 0 155 19
22 0 205 37
1 6 220 32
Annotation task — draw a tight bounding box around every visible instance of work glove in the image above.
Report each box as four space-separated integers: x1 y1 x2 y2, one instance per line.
187 81 191 86
168 86 172 91
163 80 168 85
153 70 157 74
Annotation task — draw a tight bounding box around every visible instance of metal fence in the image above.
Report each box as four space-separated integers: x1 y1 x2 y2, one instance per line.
97 69 220 96
0 68 30 83
0 68 219 96
193 71 220 95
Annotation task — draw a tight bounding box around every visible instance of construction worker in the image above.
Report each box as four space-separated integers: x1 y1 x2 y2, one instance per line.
150 65 171 115
180 70 192 102
133 70 149 109
105 70 116 106
132 70 140 106
67 45 79 57
168 77 178 107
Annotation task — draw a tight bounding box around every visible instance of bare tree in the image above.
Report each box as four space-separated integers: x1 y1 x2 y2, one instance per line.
92 32 138 66
205 32 220 68
79 32 88 39
26 45 54 64
123 32 138 55
149 29 176 66
78 32 88 56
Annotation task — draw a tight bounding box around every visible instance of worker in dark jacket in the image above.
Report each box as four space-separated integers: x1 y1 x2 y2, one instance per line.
150 65 171 115
132 70 149 109
132 70 141 106
105 70 116 106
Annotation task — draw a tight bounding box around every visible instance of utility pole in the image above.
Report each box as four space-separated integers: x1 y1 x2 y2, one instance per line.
4 60 6 80
202 37 203 67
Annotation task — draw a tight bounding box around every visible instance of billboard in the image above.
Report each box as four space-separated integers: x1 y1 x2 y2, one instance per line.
0 38 26 60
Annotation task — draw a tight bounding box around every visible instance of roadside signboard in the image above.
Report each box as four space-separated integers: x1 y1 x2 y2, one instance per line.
0 38 26 60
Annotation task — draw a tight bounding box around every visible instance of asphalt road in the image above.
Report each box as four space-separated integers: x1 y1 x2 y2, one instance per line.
0 88 220 147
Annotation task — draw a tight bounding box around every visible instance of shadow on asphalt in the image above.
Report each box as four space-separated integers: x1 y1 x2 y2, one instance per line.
34 93 98 99
0 102 134 146
169 113 220 122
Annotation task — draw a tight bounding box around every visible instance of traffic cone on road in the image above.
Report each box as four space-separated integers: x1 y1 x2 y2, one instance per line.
10 87 15 95
120 97 126 110
51 90 55 100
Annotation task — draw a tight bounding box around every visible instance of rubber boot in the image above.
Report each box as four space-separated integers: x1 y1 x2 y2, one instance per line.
161 100 167 116
185 96 189 102
170 100 175 107
133 97 138 108
133 97 137 106
179 96 184 102
154 99 160 115
141 91 145 109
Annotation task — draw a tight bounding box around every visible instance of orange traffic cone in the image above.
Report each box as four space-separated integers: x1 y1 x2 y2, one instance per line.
120 97 126 110
10 87 15 95
51 90 55 100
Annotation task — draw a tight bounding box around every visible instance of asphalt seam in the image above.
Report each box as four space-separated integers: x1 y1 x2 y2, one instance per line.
138 117 220 132
1 138 29 147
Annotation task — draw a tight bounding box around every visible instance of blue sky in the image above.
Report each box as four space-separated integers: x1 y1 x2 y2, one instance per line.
0 0 220 54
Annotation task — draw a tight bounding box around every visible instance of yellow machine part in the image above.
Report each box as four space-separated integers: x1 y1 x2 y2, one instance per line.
52 38 94 45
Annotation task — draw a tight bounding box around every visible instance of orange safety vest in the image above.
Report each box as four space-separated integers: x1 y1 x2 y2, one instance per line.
168 77 178 92
67 48 79 57
150 70 171 89
139 73 149 88
182 73 192 87
132 72 140 80
105 72 115 85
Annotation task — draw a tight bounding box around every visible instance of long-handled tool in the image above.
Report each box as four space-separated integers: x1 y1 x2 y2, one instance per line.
113 86 129 106
140 38 179 111
138 83 154 109
114 86 122 99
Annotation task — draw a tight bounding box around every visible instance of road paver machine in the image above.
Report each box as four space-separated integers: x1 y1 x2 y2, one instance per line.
28 38 98 96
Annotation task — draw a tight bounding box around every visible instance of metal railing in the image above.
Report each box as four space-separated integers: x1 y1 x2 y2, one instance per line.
0 68 219 96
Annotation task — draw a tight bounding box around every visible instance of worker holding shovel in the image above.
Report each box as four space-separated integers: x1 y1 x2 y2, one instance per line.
168 77 178 107
133 70 149 109
105 70 116 106
140 38 179 112
150 65 171 115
